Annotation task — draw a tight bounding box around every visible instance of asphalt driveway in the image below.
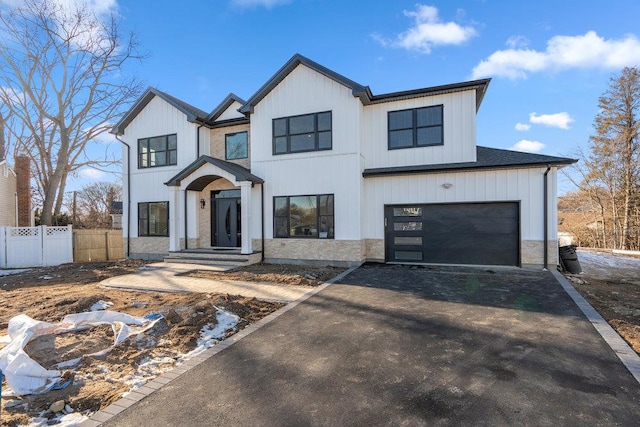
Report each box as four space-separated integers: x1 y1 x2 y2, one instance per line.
101 264 640 426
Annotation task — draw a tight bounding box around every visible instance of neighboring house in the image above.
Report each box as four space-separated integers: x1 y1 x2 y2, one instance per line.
110 201 123 229
0 160 17 226
0 155 31 227
113 54 575 268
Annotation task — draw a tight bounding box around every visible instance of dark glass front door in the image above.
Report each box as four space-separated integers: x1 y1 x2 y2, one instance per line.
211 190 241 247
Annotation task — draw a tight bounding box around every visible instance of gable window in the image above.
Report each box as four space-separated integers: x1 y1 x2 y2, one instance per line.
388 105 443 149
274 194 334 239
225 131 248 160
138 201 169 236
138 134 177 168
273 111 332 155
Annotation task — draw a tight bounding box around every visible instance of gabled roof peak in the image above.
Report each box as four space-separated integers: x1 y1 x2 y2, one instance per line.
112 87 209 135
207 93 247 122
239 53 491 114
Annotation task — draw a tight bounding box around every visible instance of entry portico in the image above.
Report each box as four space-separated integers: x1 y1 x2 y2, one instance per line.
165 156 263 255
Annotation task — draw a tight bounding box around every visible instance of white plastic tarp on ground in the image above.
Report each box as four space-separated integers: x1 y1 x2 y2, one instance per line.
0 310 161 396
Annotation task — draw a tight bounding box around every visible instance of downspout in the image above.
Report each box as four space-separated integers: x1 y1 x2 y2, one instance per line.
261 183 265 262
14 192 18 226
543 165 551 270
114 136 131 259
196 124 204 159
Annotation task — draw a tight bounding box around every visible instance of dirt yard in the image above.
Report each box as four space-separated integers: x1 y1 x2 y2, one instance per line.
567 250 640 355
0 261 342 426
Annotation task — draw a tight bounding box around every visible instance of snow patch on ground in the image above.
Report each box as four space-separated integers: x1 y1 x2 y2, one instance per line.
90 300 114 311
0 268 30 277
577 250 640 281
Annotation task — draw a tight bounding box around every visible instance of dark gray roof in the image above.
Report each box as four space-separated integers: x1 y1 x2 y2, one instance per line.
165 156 263 188
206 93 247 122
112 87 209 135
369 79 491 112
240 53 491 113
362 146 577 178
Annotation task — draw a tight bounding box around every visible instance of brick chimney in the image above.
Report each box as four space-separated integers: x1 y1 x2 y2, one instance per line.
14 155 31 226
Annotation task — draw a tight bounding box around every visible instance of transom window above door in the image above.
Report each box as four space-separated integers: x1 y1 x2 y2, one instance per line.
273 111 332 155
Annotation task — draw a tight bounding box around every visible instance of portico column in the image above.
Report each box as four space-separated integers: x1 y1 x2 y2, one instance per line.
169 186 181 252
240 181 252 255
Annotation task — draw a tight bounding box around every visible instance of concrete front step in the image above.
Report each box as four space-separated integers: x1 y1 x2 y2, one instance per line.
164 250 262 267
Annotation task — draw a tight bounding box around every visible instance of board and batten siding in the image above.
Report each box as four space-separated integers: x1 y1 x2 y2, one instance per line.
362 166 559 265
121 96 199 239
361 90 477 169
250 64 364 242
0 164 17 226
215 100 245 122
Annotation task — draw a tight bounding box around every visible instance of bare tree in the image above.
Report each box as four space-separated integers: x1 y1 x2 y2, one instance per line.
0 0 144 225
72 181 122 228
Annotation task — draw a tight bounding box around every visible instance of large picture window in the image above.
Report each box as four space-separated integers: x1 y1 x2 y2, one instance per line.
273 111 332 155
388 105 443 149
225 131 248 160
138 134 177 168
138 202 169 236
274 194 334 239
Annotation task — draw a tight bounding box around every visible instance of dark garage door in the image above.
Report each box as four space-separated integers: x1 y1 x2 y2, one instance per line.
385 202 520 266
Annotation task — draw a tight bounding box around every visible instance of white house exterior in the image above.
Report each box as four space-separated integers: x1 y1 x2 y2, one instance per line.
113 54 575 268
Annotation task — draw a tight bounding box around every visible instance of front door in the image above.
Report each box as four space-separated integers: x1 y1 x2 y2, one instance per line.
211 190 241 247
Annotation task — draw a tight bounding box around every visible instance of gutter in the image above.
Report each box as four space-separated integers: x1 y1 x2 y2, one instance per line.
543 165 551 270
114 136 131 259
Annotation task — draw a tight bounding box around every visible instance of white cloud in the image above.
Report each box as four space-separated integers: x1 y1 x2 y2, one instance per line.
78 168 105 180
515 122 531 131
472 31 640 79
230 0 291 8
506 35 529 49
511 140 545 153
529 112 574 129
373 4 477 54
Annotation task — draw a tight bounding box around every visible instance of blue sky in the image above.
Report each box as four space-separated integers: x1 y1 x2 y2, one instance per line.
69 0 640 194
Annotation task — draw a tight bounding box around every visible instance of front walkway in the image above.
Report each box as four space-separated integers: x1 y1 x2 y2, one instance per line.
99 262 316 302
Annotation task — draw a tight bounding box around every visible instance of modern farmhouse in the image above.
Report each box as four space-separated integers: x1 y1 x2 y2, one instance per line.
112 54 575 268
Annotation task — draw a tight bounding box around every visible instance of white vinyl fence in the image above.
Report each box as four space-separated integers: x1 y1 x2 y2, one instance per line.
0 225 73 268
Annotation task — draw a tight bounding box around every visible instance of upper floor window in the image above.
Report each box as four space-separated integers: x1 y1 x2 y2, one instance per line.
225 131 248 160
388 105 443 150
274 194 334 239
138 134 177 168
273 111 332 155
138 201 169 236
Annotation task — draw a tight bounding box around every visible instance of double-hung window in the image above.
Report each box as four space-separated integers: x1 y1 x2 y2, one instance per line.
274 194 334 239
138 202 169 236
273 111 332 154
138 134 177 168
388 105 443 149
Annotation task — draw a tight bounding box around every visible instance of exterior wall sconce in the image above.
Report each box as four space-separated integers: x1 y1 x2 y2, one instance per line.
442 183 453 189
200 198 206 209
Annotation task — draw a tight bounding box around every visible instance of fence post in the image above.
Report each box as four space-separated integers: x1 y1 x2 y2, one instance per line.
0 226 5 269
105 231 110 261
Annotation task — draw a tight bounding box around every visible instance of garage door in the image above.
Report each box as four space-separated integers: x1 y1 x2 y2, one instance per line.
384 202 520 266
